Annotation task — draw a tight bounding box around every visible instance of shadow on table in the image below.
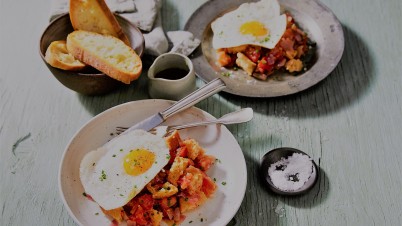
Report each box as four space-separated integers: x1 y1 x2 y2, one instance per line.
220 25 375 119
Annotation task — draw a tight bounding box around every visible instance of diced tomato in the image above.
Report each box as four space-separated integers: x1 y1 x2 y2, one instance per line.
257 56 274 74
202 176 217 197
129 206 148 225
177 146 188 158
186 192 202 206
159 199 169 210
196 155 215 171
244 46 261 63
125 199 139 215
168 149 177 165
137 194 154 210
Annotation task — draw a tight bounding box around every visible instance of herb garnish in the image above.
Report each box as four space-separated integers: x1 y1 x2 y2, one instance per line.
99 170 107 181
221 72 231 77
260 36 271 43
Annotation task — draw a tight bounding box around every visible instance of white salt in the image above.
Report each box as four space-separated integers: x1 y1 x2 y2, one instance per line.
268 153 313 191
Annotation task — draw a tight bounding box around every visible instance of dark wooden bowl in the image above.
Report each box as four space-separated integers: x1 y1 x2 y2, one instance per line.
39 13 144 95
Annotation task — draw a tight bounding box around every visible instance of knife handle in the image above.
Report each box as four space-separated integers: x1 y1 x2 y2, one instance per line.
161 78 226 119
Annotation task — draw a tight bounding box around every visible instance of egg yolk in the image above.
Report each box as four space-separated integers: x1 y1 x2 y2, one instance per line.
123 149 155 176
239 21 269 37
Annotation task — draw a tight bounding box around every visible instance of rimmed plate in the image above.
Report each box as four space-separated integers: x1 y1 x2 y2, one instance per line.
58 99 247 226
185 0 344 97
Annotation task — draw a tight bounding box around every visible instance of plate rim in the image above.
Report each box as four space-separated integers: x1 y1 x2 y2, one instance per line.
185 0 345 97
58 99 248 226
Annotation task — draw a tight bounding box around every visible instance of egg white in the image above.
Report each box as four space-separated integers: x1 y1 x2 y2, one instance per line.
80 129 170 210
211 0 286 49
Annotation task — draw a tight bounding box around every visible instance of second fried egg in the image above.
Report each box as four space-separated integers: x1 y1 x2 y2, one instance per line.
211 0 287 49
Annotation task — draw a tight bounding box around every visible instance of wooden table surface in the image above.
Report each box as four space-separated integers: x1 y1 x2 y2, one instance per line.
1 0 401 225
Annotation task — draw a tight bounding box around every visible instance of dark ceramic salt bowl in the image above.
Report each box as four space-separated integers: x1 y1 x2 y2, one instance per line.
260 147 319 195
39 13 145 95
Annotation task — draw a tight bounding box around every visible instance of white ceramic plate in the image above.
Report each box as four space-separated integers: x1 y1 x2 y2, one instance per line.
185 0 344 97
59 99 247 226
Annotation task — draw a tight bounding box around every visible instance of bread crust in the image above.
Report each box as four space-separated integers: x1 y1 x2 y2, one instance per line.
45 40 86 71
66 31 142 84
69 0 131 46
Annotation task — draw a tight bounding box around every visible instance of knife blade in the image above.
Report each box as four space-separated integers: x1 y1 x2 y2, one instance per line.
123 113 164 134
121 78 226 135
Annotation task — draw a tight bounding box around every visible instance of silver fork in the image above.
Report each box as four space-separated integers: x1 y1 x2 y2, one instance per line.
115 108 253 137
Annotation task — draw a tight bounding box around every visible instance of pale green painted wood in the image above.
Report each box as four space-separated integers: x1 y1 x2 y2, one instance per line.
1 0 402 225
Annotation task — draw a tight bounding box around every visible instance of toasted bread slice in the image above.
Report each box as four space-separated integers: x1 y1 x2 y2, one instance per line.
66 30 142 84
69 0 130 46
45 40 86 71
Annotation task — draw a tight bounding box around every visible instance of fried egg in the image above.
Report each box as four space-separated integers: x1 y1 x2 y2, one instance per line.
80 130 170 210
211 0 287 49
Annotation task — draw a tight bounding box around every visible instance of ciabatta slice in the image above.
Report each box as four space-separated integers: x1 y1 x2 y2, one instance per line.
45 40 86 71
66 30 142 84
69 0 130 46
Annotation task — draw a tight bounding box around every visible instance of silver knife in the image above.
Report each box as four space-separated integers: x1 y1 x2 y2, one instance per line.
121 78 226 135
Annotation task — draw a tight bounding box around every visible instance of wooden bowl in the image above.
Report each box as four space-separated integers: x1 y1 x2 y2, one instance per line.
39 13 144 96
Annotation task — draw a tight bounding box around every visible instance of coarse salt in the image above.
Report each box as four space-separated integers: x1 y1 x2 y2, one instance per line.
268 153 313 191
